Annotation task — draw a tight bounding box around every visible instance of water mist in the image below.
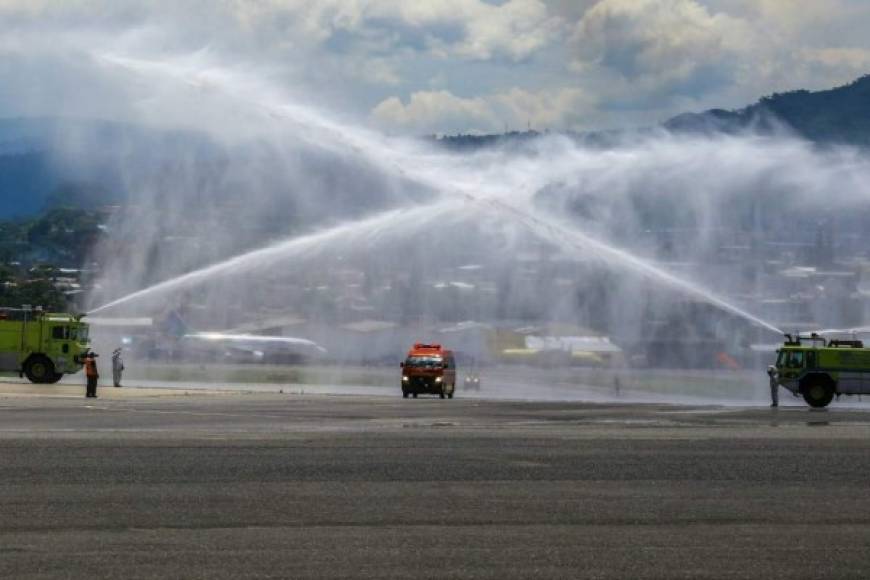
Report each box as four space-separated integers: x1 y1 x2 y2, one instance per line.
36 49 870 402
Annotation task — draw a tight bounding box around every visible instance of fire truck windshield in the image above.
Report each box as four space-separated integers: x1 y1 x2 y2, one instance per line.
405 356 443 368
781 350 804 368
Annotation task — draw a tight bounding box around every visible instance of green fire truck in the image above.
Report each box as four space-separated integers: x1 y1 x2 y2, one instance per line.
771 333 870 408
0 308 90 383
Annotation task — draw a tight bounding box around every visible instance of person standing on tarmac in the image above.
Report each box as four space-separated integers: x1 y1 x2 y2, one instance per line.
767 365 779 407
84 352 99 398
111 348 124 388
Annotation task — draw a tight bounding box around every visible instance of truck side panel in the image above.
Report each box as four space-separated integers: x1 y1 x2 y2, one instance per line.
816 349 870 394
0 351 18 372
26 318 42 359
0 321 25 372
836 371 864 392
818 349 870 369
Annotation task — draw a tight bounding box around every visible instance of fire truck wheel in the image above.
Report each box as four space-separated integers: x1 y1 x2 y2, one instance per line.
802 382 834 408
439 387 445 399
402 389 409 399
412 392 418 398
24 356 55 384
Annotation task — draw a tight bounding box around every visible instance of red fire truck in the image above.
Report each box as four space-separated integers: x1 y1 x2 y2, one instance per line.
400 343 456 399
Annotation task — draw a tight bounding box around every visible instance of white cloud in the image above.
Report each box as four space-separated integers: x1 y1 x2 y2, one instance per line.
729 0 841 32
443 0 562 61
2 0 870 132
570 0 751 90
561 0 870 126
371 87 592 134
492 87 593 130
0 1 562 63
181 0 561 63
803 48 870 73
372 91 498 134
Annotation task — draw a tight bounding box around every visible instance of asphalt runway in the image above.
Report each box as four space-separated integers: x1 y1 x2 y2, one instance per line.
2 382 870 579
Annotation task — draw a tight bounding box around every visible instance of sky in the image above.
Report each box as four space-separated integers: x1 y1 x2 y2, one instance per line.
1 0 870 135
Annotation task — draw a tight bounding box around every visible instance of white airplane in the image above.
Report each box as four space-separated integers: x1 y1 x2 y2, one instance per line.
178 330 327 362
86 310 327 363
163 309 327 362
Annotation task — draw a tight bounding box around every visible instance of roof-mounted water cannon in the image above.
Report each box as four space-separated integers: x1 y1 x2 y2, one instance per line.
799 332 827 347
783 331 829 347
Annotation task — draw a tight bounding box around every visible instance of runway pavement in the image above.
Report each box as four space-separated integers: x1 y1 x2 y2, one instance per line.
2 381 870 579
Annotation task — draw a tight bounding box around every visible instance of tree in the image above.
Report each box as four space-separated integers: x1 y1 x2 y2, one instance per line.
26 208 103 265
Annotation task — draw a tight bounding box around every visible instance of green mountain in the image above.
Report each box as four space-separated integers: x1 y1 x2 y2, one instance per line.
3 75 870 221
664 75 870 146
435 74 870 150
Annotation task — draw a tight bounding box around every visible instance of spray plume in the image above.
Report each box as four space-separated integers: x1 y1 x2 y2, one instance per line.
86 51 787 337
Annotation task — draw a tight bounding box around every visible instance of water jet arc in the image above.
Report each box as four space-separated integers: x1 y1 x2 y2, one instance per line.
87 52 784 336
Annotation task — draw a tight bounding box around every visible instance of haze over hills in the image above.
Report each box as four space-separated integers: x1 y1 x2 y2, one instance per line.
438 75 870 150
0 118 224 219
663 75 870 144
1 74 870 220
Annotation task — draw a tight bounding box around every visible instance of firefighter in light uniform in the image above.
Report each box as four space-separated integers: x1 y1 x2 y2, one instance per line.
111 348 124 388
767 365 779 407
84 352 99 398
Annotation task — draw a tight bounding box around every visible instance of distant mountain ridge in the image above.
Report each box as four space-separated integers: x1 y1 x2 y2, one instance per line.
0 118 128 218
2 74 870 219
0 118 215 219
663 75 870 145
436 74 870 150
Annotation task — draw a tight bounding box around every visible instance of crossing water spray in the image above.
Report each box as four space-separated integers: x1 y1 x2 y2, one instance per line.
87 51 786 336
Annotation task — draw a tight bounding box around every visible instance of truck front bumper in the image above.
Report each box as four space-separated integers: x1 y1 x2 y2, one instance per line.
403 377 443 394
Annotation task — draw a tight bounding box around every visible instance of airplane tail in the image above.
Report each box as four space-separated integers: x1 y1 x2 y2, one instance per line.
159 309 191 338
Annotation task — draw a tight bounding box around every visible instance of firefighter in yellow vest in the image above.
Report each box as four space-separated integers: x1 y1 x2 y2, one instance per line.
84 352 99 398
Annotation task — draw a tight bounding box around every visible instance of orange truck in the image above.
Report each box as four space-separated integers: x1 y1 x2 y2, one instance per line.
400 343 456 399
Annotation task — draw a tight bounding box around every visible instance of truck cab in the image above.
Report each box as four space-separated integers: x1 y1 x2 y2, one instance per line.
772 333 870 407
400 343 456 399
0 308 90 383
